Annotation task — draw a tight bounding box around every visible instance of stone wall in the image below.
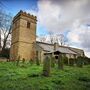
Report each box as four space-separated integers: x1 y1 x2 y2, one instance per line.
10 11 37 60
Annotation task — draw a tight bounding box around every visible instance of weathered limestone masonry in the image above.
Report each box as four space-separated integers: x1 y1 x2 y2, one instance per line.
10 10 37 60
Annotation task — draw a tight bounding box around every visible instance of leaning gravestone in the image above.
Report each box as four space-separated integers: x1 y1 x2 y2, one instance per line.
58 54 64 70
36 56 40 65
69 58 74 66
76 56 83 67
43 55 51 77
22 58 25 64
16 56 20 66
51 56 55 68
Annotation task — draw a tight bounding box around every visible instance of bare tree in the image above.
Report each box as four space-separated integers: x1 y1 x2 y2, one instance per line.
48 32 55 44
37 31 68 46
56 34 67 46
48 32 68 46
0 9 12 55
37 34 47 42
56 34 63 45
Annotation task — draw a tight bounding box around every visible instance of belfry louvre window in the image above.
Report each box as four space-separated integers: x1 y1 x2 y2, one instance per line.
27 21 30 28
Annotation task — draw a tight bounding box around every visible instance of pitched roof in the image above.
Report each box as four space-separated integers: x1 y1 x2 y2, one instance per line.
36 41 82 55
56 47 77 54
33 43 43 51
68 47 84 55
36 41 53 52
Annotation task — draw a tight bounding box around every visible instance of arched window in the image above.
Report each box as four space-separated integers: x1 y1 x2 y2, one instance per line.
27 21 30 28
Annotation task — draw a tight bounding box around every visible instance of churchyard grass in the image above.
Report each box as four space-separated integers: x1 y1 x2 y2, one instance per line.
0 61 90 90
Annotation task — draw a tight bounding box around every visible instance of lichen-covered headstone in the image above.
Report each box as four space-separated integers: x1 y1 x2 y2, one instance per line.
36 57 40 65
22 58 25 64
43 55 51 77
29 59 34 65
63 56 68 65
16 56 20 66
69 58 75 66
51 56 55 68
76 56 83 67
58 54 64 70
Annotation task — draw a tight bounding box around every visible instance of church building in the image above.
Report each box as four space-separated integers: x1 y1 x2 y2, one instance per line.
10 11 84 61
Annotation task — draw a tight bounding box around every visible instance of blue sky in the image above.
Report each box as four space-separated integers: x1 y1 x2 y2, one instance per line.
0 0 48 35
0 0 90 57
0 0 38 15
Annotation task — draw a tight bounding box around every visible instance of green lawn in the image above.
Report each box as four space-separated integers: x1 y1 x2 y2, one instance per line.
0 62 90 90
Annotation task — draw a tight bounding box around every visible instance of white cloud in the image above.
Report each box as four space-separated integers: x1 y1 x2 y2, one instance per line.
26 0 90 57
37 0 90 32
67 21 90 57
36 0 90 57
79 27 90 51
37 0 62 32
85 52 90 57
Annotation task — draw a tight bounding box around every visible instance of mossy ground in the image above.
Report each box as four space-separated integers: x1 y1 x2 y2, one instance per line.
0 62 90 90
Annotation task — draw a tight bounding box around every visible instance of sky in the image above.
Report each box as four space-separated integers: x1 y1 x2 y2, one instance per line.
0 0 90 57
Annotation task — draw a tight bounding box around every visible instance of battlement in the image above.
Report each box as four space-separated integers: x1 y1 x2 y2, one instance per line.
13 10 37 22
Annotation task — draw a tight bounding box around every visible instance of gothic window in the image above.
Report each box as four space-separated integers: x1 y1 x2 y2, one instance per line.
27 21 30 28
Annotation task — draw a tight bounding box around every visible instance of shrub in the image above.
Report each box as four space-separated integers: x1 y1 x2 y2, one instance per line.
28 73 39 77
0 48 10 59
78 76 90 82
52 79 62 84
87 58 90 64
83 57 90 65
43 55 51 77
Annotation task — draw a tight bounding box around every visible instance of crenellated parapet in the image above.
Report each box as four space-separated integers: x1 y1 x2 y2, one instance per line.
13 10 37 23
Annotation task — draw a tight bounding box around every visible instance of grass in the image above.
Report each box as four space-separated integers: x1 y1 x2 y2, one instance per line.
0 62 90 90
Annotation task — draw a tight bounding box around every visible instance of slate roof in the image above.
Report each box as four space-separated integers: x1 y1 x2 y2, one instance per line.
36 42 82 54
36 42 54 52
33 43 43 51
56 47 77 54
68 47 84 55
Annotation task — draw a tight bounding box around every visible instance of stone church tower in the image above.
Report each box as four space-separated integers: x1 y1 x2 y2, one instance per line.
10 10 37 60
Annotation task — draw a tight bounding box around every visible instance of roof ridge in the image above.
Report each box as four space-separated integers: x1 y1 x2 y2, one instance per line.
36 41 83 51
67 47 78 54
36 41 54 46
59 45 83 51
